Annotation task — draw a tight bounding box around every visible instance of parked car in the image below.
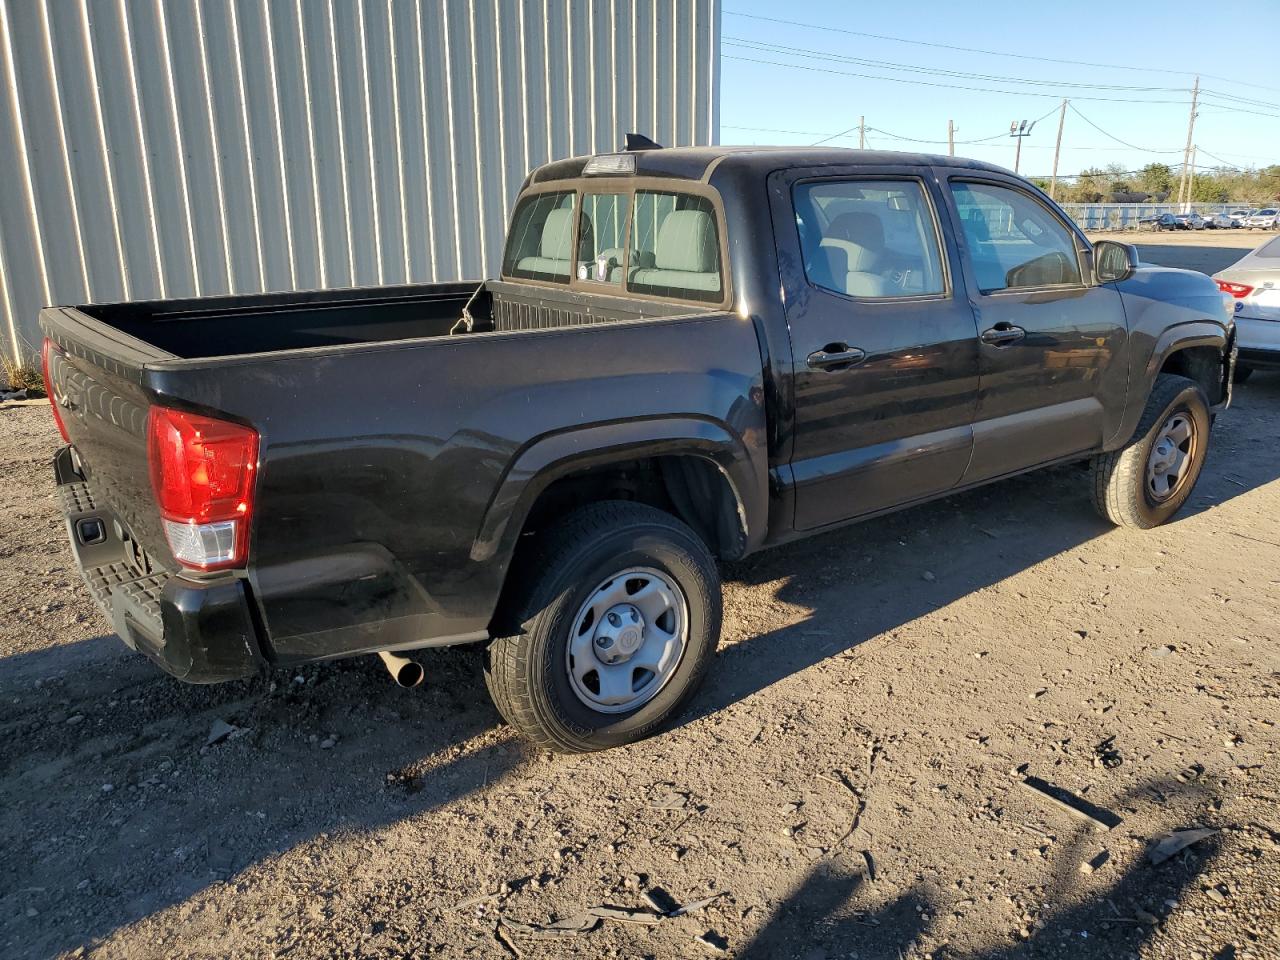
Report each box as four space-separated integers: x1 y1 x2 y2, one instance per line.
41 144 1236 752
1215 235 1280 381
1203 212 1238 229
1174 212 1206 230
1244 208 1280 230
1228 210 1251 224
1139 213 1181 231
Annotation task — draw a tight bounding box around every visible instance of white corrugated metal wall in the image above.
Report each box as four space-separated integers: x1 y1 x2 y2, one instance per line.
0 0 720 363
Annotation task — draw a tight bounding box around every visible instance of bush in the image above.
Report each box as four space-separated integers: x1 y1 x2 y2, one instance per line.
1 354 46 397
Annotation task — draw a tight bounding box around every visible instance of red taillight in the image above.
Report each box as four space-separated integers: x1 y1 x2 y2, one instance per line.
42 338 70 443
1216 279 1254 299
147 406 259 571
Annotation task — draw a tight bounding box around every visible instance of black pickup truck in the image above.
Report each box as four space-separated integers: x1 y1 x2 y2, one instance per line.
42 145 1235 752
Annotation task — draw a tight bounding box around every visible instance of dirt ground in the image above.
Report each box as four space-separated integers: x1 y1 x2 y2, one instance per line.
2 234 1277 960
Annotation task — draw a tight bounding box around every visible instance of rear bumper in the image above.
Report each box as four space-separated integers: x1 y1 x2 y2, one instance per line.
54 446 266 683
1238 347 1280 369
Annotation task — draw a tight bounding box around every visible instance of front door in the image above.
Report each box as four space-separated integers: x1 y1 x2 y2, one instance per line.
940 175 1129 484
771 168 982 530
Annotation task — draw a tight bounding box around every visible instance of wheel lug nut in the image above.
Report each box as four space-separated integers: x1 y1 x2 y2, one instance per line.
608 612 621 627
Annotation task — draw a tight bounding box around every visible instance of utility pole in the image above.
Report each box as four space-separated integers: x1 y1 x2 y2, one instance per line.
1187 144 1198 204
858 115 865 149
1177 75 1199 209
1008 119 1037 175
947 119 955 157
1049 99 1067 201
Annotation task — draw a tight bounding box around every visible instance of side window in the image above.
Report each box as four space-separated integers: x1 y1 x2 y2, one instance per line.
501 191 576 283
793 179 945 298
627 191 723 303
951 182 1082 293
577 193 630 284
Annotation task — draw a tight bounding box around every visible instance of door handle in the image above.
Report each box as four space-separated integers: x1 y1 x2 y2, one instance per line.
980 323 1026 346
806 344 867 371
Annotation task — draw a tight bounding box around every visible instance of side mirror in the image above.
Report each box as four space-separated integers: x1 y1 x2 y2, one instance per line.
1094 239 1139 283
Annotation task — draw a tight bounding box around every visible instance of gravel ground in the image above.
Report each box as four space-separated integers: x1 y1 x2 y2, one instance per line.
1 237 1277 960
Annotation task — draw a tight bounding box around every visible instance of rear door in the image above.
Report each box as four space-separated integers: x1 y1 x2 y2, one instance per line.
937 173 1129 483
769 165 981 530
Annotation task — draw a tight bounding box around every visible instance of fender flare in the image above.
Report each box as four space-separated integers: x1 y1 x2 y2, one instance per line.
1141 321 1227 384
469 416 766 565
1110 321 1227 448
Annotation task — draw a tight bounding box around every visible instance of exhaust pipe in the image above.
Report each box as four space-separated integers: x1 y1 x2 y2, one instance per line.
378 650 424 688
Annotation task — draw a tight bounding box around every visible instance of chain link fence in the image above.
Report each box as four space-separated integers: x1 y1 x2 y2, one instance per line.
1059 203 1260 231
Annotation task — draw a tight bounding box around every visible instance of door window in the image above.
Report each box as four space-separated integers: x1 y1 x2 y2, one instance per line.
951 182 1082 293
793 179 945 298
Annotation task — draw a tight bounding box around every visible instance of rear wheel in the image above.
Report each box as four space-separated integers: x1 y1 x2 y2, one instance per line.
484 502 721 753
1090 374 1211 529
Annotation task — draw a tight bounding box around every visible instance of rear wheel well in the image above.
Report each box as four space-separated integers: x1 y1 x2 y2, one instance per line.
518 455 746 561
1158 346 1224 405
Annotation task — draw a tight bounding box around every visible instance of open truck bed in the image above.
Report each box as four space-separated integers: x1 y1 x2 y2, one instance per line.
40 278 759 682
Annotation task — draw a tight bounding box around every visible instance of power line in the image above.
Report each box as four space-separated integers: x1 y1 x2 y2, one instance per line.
1199 87 1280 110
721 122 1216 154
723 9 1280 94
722 36 1189 94
1195 147 1243 170
1197 98 1280 120
721 54 1194 104
1066 103 1182 154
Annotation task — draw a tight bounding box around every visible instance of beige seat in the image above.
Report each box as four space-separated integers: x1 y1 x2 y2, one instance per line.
516 208 575 277
812 213 888 297
630 210 721 294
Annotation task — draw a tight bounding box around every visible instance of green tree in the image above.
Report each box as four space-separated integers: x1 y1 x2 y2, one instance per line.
1138 163 1174 197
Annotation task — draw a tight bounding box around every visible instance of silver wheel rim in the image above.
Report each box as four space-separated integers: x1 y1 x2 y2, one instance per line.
1146 411 1197 503
565 566 688 714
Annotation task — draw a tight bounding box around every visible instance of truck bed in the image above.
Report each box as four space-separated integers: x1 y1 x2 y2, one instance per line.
40 279 757 680
79 282 479 358
75 280 703 360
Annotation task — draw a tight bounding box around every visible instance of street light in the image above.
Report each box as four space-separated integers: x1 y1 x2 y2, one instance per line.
1009 119 1037 175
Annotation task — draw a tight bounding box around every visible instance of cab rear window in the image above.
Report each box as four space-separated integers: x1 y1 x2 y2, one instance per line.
502 186 725 305
502 191 576 283
626 192 723 303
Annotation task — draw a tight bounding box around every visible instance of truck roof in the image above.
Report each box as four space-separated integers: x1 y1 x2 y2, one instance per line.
525 144 1015 186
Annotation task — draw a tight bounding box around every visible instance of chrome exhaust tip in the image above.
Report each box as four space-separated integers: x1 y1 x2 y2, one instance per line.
377 650 424 688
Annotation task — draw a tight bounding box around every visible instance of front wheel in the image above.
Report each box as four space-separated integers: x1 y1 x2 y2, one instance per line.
1089 374 1212 529
484 502 721 753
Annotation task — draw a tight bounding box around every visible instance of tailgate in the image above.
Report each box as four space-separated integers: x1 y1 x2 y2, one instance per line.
41 306 177 572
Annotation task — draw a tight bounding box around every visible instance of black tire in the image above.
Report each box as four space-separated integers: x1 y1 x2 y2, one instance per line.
1089 374 1211 529
1233 364 1254 384
484 501 721 753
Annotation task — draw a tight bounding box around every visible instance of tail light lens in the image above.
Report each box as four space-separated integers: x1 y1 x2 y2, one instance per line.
147 406 259 571
42 338 70 443
1216 280 1254 299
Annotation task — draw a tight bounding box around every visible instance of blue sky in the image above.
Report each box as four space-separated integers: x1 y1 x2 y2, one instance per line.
717 0 1280 177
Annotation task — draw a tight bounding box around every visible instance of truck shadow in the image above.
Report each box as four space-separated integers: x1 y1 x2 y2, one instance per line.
683 374 1280 727
2 378 1274 958
0 642 525 959
735 779 1222 959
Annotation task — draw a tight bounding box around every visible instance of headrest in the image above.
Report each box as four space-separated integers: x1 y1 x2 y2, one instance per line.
540 208 574 259
827 212 885 251
655 210 717 272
